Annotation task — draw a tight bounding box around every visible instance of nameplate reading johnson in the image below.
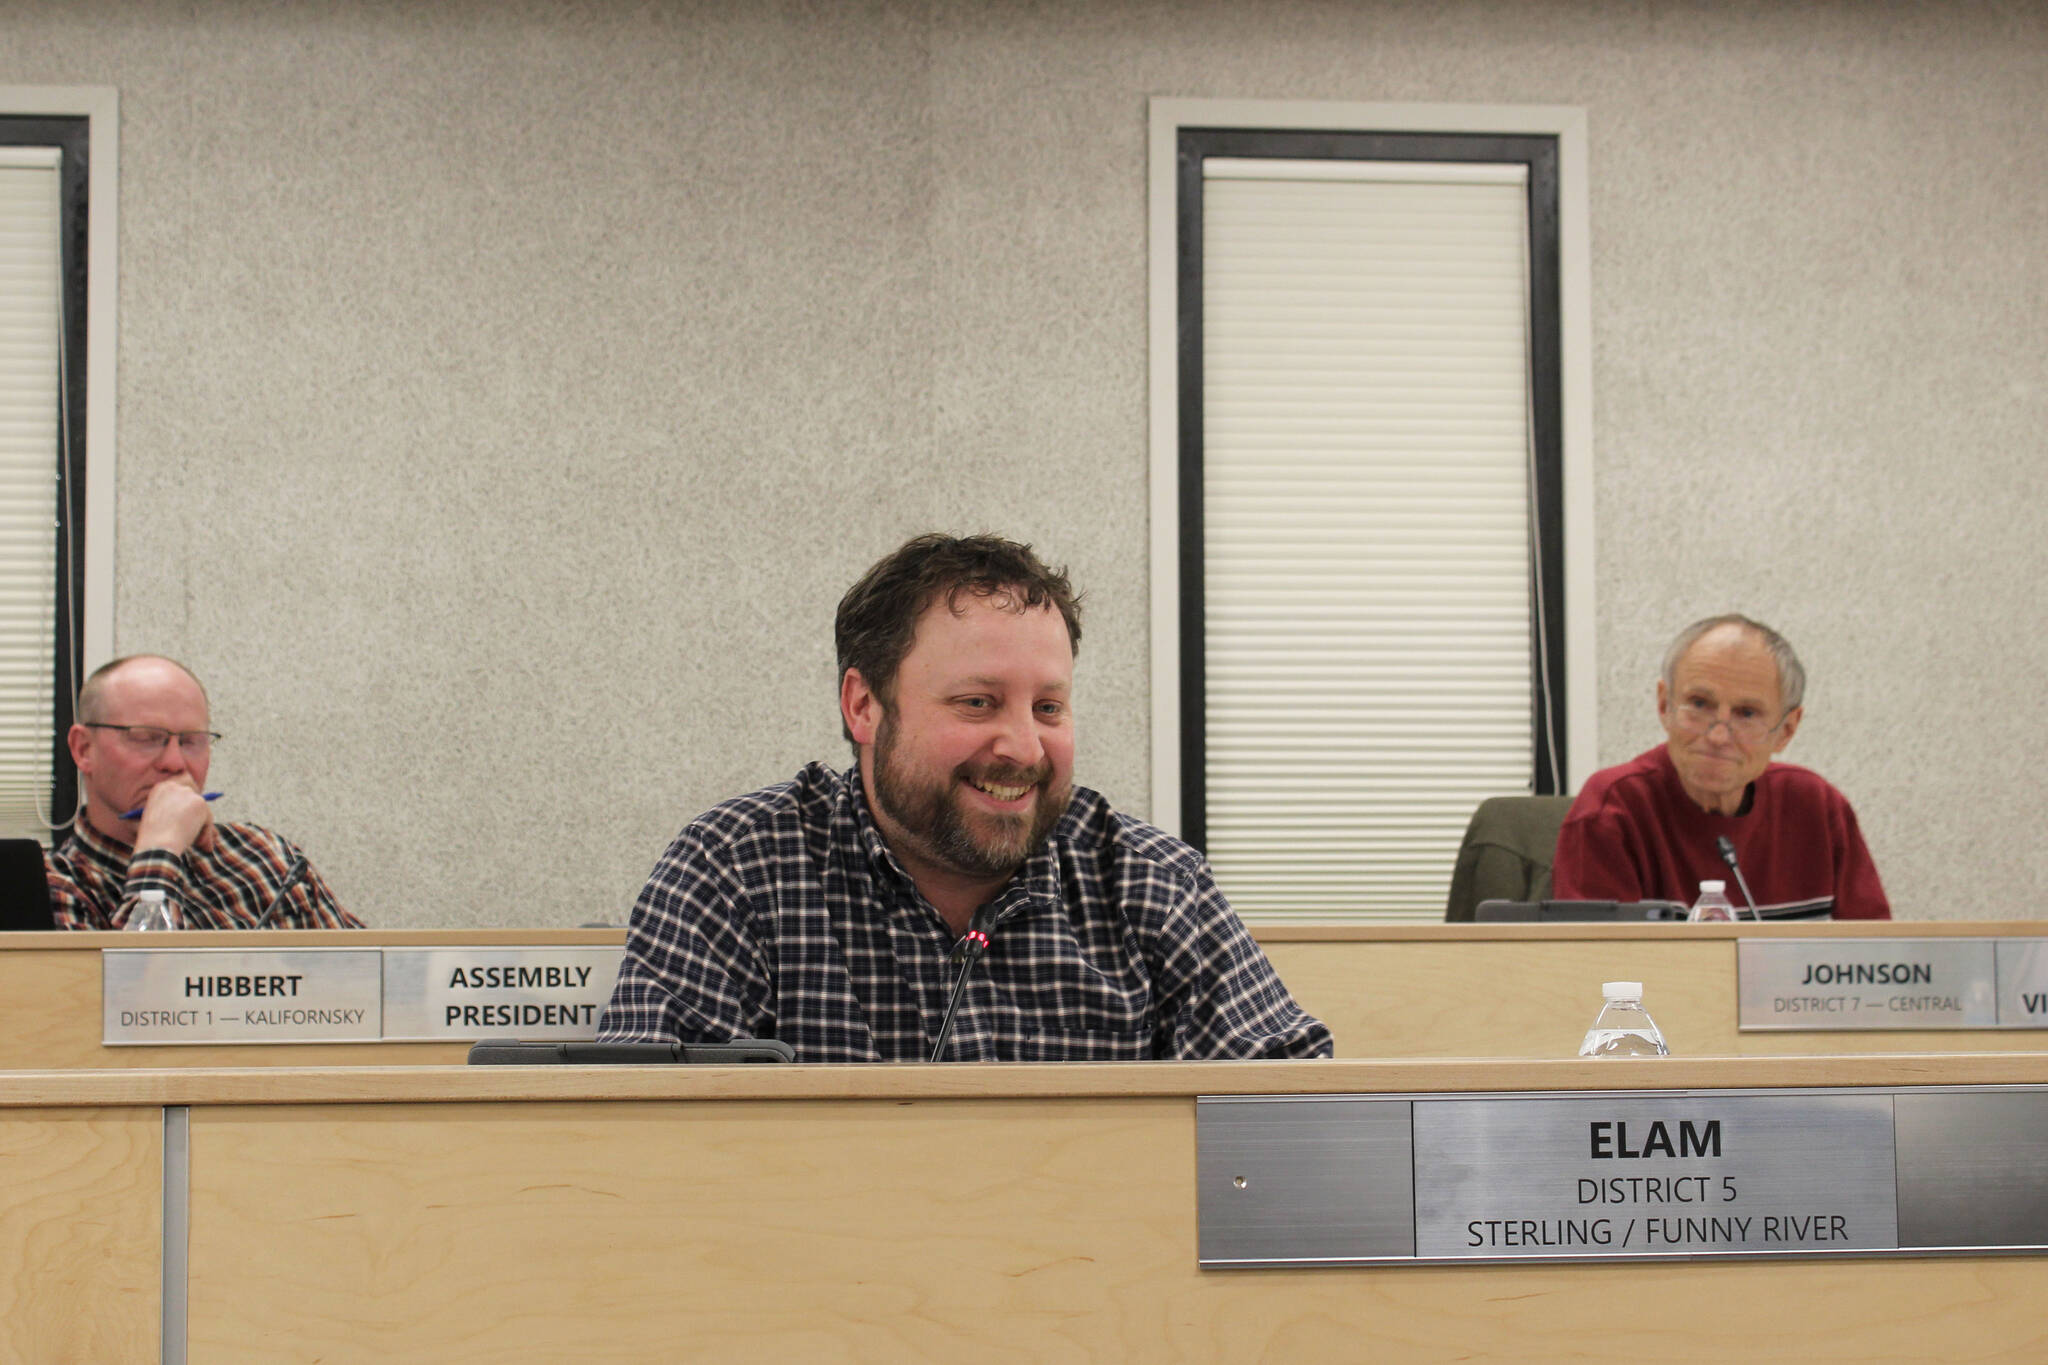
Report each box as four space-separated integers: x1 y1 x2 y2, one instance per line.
1738 939 1997 1030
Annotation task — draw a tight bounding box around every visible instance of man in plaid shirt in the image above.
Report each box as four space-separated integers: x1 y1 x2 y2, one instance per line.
45 655 360 930
600 534 1332 1063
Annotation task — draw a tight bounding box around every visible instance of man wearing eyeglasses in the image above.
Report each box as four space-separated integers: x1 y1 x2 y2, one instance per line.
1551 614 1889 919
45 655 361 930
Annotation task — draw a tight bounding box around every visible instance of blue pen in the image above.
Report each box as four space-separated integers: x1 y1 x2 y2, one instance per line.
120 791 224 821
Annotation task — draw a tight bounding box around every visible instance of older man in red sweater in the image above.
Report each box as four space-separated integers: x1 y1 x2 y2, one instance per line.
1552 614 1889 920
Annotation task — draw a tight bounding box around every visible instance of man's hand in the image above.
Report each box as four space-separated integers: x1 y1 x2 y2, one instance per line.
134 779 217 857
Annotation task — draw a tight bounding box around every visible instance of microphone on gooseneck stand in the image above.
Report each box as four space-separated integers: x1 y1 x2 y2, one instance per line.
1715 837 1761 921
929 904 998 1063
254 854 308 929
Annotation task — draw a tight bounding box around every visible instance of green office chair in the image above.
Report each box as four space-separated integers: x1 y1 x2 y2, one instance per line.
1442 795 1574 922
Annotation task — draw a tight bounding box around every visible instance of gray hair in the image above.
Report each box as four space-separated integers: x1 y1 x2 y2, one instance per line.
1660 614 1805 714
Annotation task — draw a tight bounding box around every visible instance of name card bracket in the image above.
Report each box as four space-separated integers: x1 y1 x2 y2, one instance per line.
1199 1085 2048 1268
1738 938 2048 1030
102 945 625 1046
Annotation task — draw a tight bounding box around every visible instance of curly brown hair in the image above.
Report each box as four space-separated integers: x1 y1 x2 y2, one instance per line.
835 533 1082 752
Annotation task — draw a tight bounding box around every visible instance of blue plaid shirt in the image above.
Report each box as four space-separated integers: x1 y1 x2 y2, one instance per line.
599 762 1333 1063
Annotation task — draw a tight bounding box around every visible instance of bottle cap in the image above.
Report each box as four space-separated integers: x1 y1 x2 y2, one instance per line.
1700 880 1726 893
139 889 166 903
1601 981 1643 1000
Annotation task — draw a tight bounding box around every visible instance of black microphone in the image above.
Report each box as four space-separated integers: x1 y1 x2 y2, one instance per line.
929 904 998 1063
254 854 308 929
1714 837 1761 921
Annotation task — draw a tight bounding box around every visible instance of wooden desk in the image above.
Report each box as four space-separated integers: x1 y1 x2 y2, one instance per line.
1259 921 2048 1058
7 1055 2048 1363
0 928 620 1069
9 922 2048 1069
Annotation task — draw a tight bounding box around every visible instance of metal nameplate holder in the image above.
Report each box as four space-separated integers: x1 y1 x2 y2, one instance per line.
103 945 625 1045
103 947 385 1044
1198 1085 2048 1268
1738 938 2048 1030
381 946 624 1041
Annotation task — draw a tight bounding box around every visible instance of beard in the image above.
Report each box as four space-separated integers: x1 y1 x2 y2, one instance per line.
870 713 1069 880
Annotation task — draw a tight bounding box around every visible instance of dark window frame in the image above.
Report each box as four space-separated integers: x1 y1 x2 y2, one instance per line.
1175 127 1566 852
1 115 90 826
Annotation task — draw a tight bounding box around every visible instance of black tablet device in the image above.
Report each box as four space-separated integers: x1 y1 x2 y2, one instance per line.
466 1039 795 1065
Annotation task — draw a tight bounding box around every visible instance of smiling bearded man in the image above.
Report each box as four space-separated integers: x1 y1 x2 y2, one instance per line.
870 694 1067 885
599 532 1332 1063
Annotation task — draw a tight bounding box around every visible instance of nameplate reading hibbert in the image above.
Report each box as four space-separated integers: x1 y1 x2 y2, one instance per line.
103 948 383 1044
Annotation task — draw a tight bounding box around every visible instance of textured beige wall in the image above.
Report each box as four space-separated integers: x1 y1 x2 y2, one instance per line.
4 0 2042 925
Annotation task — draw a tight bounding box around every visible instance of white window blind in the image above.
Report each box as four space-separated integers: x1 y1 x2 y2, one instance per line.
0 149 62 839
1201 156 1536 921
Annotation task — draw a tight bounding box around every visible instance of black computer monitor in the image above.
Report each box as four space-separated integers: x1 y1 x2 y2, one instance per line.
1474 899 1690 923
1474 898 1835 923
0 839 54 931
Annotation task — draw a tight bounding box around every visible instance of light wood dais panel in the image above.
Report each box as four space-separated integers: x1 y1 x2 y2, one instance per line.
0 1107 159 1364
177 1077 2048 1364
10 924 2048 1070
1260 923 2048 1059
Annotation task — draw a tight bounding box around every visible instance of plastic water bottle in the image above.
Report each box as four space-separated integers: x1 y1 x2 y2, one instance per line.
125 889 177 932
1688 879 1736 923
1577 981 1670 1057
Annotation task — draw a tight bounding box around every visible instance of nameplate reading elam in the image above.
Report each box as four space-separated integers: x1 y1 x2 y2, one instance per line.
1410 1094 1897 1258
1198 1087 2048 1267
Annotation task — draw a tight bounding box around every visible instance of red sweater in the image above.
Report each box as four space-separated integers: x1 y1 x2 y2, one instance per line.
1552 746 1890 919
